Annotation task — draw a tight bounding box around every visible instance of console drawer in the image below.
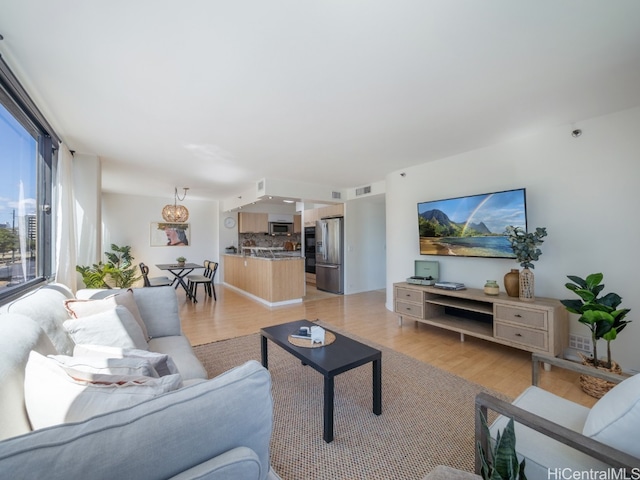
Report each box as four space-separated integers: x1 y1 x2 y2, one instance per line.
395 288 423 303
395 300 424 319
494 322 547 350
495 305 547 330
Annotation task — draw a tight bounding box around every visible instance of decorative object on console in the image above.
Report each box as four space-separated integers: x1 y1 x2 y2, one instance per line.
176 256 186 267
504 225 547 302
483 280 499 296
561 272 631 398
162 187 189 223
503 269 520 297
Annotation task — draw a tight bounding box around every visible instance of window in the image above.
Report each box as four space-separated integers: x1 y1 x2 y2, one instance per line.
0 57 58 302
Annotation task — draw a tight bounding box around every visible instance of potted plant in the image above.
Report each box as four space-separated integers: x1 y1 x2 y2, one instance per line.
561 272 631 397
504 226 547 301
176 256 187 267
477 414 526 480
76 244 141 288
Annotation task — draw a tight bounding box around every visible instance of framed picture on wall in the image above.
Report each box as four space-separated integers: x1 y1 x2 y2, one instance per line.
151 222 190 247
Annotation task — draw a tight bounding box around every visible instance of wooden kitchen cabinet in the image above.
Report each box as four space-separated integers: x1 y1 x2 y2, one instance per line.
293 214 301 233
238 212 268 233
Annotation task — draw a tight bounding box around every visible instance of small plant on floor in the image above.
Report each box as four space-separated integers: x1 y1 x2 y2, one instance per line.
76 244 141 289
477 414 526 480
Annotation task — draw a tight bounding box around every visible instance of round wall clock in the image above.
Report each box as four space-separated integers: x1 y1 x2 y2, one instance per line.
224 217 236 229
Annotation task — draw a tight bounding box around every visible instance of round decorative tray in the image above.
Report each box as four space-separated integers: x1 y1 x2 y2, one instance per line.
288 331 336 348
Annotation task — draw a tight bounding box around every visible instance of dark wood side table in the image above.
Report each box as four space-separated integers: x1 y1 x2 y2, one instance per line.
260 319 382 443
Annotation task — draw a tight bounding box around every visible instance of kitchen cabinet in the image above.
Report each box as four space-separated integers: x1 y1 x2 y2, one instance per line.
303 209 318 227
303 204 344 227
318 204 344 218
238 212 268 233
293 214 301 233
393 282 568 357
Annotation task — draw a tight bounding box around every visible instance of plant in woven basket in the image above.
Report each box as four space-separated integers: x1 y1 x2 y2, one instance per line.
477 414 526 480
561 273 631 370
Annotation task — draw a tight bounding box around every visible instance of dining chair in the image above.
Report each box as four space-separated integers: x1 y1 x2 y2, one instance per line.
186 260 218 302
139 263 173 287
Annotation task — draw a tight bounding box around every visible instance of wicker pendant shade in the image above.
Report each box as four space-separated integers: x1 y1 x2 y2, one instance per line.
162 187 189 222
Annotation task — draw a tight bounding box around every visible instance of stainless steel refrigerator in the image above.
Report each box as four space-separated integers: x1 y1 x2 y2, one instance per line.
315 217 344 294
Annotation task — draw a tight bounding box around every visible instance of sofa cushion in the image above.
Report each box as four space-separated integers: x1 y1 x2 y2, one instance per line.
24 351 182 429
131 286 181 338
0 361 273 480
0 314 57 440
0 284 75 355
64 289 149 340
582 373 640 458
50 354 160 378
74 344 179 377
148 335 207 381
63 305 149 350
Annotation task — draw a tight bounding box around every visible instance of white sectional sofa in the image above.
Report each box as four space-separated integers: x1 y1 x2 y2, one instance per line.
0 283 280 480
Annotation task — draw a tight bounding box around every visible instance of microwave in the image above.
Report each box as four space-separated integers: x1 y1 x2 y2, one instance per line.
269 222 293 235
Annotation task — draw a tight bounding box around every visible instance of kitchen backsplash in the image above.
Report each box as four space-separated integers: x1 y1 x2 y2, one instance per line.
239 233 302 249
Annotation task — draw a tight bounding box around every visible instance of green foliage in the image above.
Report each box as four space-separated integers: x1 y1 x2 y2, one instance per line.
0 228 19 257
76 244 141 289
176 256 186 262
561 273 631 369
478 414 526 480
504 226 547 269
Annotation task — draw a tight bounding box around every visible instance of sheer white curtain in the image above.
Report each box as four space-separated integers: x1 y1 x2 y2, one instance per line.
54 143 78 292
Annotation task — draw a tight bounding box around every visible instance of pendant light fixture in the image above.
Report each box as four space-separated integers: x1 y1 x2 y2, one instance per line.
162 187 189 223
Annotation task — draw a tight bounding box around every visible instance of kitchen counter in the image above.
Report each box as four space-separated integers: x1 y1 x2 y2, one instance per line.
223 254 305 306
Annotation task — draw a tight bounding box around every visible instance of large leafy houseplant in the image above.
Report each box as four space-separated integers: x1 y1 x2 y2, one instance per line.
561 273 631 370
504 226 547 269
76 244 141 289
477 414 526 480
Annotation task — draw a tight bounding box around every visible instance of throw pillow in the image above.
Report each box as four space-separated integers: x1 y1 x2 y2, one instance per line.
63 306 149 350
49 354 160 378
64 290 149 340
24 351 182 430
73 344 179 377
582 372 640 458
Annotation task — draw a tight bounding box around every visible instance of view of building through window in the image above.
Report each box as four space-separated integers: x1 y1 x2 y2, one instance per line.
0 102 38 290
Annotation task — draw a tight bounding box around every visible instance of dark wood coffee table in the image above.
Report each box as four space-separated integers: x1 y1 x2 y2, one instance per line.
260 319 382 443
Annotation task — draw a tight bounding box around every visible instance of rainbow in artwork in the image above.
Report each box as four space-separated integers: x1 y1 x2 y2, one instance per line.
417 188 527 258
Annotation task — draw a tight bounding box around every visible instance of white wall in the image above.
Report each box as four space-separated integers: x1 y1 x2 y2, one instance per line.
344 195 386 294
101 193 219 285
386 106 640 371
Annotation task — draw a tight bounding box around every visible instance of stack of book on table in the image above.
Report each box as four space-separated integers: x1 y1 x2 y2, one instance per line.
434 282 466 290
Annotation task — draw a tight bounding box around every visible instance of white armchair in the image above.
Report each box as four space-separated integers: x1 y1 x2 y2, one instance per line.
475 353 639 480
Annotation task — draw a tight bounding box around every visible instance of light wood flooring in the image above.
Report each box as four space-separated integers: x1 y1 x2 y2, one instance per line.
178 283 597 408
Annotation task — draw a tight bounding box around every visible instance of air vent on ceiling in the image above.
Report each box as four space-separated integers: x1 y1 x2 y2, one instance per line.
331 191 341 199
355 185 372 196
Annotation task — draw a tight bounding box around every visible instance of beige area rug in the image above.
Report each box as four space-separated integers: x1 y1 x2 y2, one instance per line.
193 328 509 480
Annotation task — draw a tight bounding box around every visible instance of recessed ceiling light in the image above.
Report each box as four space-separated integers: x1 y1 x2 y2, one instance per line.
283 199 295 203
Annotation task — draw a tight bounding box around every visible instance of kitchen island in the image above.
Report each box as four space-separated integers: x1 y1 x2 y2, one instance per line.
223 254 305 306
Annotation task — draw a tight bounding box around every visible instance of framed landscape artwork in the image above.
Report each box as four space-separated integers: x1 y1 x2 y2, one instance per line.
150 222 190 247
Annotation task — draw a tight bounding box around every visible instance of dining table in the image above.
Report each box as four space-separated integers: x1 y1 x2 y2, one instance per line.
155 263 204 300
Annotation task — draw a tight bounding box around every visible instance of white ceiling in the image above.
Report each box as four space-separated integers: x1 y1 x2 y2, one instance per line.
1 1 640 202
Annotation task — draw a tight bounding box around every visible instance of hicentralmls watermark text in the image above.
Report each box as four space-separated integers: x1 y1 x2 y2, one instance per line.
548 468 640 480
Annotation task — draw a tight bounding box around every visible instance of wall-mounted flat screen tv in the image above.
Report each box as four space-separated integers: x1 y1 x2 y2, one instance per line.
417 188 527 258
